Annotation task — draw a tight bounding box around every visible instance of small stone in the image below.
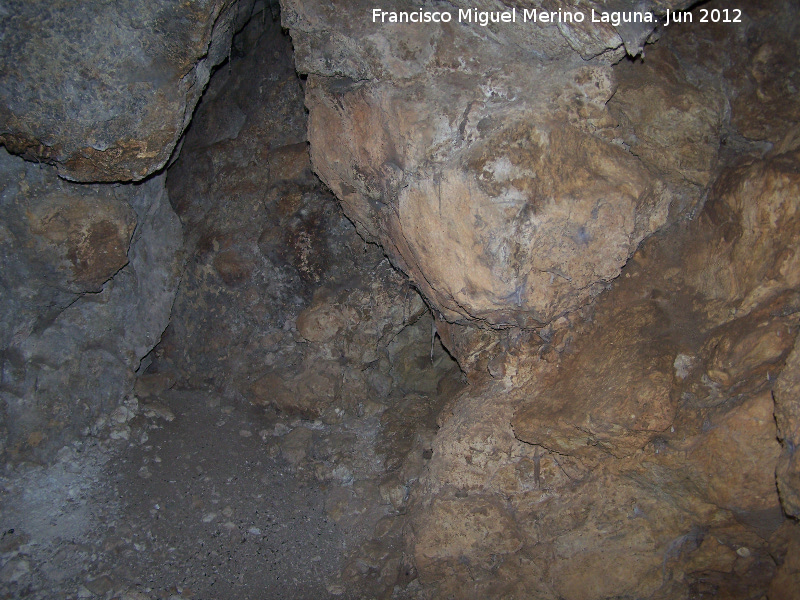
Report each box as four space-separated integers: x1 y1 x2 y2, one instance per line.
379 478 407 510
109 425 130 440
239 429 252 438
0 558 30 584
137 466 152 479
77 586 94 599
736 547 751 558
222 506 234 518
142 402 175 422
326 583 345 596
202 512 217 523
85 575 115 595
280 427 313 467
272 423 290 436
674 353 696 380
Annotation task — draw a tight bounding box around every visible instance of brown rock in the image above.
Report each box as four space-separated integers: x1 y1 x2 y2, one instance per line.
249 372 326 419
774 336 800 518
295 295 354 343
288 0 711 339
513 301 678 458
682 391 782 519
769 523 800 600
608 43 724 187
413 496 522 585
683 150 800 317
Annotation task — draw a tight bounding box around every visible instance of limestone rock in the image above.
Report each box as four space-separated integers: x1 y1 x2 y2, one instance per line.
0 149 182 460
413 496 523 586
680 391 783 519
683 150 800 319
0 0 257 182
769 523 800 600
283 0 721 336
408 144 800 598
775 337 800 518
608 42 724 188
513 301 678 459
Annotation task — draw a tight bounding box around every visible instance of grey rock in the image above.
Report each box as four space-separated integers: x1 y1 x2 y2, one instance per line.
0 148 181 460
0 0 256 182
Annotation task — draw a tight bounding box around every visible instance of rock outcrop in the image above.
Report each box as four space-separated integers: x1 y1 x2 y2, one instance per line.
283 0 714 335
151 15 462 419
0 149 181 460
282 0 800 597
0 0 255 459
402 147 800 600
1 0 799 597
0 0 259 182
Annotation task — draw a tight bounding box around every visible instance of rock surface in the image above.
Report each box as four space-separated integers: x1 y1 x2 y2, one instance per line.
152 15 462 422
0 0 258 182
1 0 799 598
408 147 800 599
281 0 800 597
283 0 714 334
0 148 182 461
775 338 800 518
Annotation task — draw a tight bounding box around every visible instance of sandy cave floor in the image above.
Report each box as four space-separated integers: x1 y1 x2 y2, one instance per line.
0 390 406 600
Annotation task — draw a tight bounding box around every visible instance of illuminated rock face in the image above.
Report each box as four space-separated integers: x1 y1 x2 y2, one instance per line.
283 0 716 332
281 0 800 597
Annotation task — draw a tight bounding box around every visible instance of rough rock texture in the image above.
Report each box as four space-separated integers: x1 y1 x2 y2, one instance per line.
775 338 800 519
2 0 800 597
282 0 800 597
0 0 260 182
152 16 461 419
283 0 712 335
0 149 182 461
0 0 249 460
145 16 466 596
403 146 800 600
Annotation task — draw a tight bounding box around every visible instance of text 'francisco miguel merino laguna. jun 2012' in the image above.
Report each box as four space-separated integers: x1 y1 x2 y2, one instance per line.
371 7 743 27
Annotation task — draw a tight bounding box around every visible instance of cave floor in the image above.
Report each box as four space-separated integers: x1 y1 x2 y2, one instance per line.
0 390 400 600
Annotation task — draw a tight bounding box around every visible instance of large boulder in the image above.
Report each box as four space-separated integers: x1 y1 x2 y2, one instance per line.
0 0 257 182
282 0 715 333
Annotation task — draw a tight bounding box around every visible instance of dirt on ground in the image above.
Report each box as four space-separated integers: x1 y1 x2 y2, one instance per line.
0 386 438 600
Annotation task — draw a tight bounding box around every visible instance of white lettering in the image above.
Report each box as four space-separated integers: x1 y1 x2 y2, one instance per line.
591 10 654 27
372 9 453 24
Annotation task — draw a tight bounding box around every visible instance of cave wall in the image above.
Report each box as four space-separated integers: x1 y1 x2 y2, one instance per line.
282 0 716 336
150 13 462 424
281 0 800 597
0 151 181 460
0 0 266 460
0 0 799 597
0 0 257 182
